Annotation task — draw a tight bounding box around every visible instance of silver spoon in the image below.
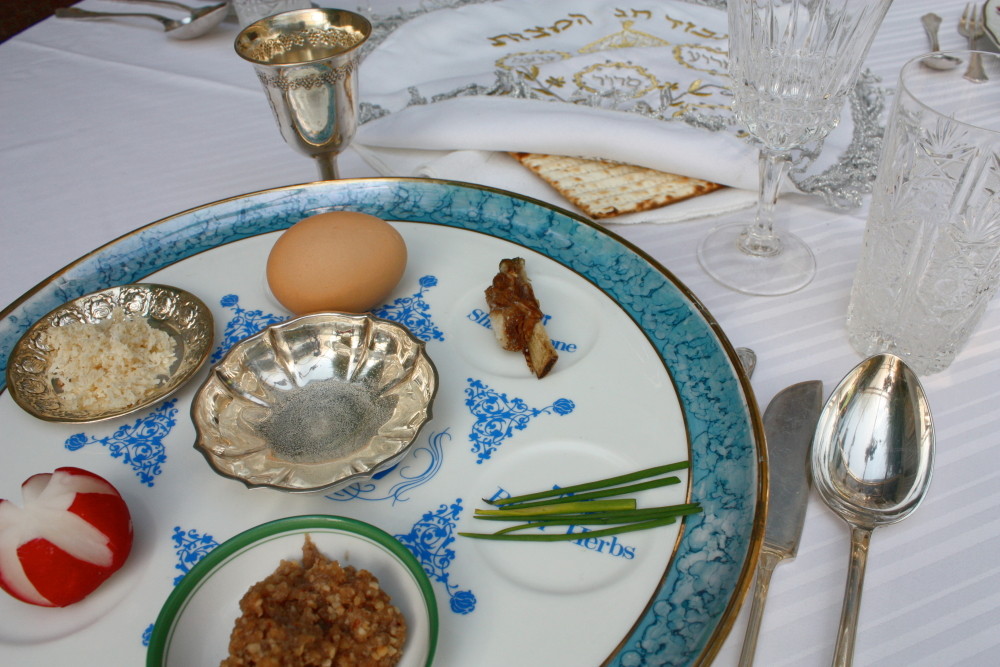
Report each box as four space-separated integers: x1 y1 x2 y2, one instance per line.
920 13 963 70
54 2 228 40
811 354 934 667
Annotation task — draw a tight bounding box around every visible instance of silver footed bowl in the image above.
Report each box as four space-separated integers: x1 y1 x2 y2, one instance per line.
192 312 438 493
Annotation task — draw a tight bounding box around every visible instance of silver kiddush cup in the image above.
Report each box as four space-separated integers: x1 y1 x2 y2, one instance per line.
235 9 371 180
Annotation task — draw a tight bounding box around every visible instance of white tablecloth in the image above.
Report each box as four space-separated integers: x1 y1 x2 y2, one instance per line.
2 1 998 665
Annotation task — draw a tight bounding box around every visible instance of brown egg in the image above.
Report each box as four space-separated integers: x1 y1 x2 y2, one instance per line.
266 211 407 315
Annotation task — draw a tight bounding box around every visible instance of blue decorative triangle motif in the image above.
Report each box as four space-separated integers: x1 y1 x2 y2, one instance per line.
373 275 445 342
211 294 286 363
64 399 178 487
170 525 220 586
395 499 476 615
143 525 220 646
464 378 575 464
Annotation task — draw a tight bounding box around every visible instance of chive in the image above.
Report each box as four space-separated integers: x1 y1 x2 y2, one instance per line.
493 516 677 535
473 503 703 524
474 499 634 517
459 516 680 541
490 506 705 534
489 476 680 511
488 461 690 506
464 461 700 543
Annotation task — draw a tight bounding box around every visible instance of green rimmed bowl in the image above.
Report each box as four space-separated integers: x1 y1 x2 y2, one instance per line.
147 514 438 666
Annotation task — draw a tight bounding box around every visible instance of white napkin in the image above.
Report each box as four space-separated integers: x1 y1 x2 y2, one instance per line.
356 0 856 223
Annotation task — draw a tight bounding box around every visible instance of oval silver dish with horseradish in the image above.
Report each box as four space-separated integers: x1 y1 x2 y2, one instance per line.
6 284 213 423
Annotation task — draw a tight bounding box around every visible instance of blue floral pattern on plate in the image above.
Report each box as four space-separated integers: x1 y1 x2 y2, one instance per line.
395 499 476 615
464 378 576 463
373 275 446 342
210 294 286 362
325 429 450 504
64 399 178 486
0 179 761 666
142 526 221 647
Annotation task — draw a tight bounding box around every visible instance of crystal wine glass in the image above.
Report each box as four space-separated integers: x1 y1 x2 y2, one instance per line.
697 0 892 296
235 8 371 181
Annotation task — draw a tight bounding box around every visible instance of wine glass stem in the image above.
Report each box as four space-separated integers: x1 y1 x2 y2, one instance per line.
740 148 791 257
316 153 339 181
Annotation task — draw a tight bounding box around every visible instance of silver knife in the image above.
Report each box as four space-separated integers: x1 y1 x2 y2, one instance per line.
738 380 824 666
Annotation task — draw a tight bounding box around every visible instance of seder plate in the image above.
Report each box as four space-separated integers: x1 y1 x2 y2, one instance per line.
0 178 764 667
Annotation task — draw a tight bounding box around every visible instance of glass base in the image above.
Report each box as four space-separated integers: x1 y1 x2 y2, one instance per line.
697 222 816 296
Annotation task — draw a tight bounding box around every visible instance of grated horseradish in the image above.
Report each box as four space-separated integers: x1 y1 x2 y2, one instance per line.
43 310 177 413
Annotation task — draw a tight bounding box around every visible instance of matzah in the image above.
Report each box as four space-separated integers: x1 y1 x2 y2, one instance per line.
510 152 723 220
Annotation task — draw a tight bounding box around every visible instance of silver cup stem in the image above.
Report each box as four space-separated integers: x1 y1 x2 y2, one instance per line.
317 154 339 181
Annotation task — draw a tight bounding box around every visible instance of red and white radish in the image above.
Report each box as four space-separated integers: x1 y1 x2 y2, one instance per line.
0 467 133 607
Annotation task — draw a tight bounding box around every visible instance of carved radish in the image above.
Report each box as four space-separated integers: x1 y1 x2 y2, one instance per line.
0 467 133 607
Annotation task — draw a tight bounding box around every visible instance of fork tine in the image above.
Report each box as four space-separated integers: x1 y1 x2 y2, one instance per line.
961 2 980 46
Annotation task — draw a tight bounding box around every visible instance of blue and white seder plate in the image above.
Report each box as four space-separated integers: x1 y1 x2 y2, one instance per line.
0 178 764 666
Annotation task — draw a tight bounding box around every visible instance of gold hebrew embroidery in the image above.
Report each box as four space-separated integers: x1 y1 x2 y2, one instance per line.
574 61 660 97
614 8 653 21
579 20 671 52
663 11 725 40
674 44 727 75
488 12 593 46
496 50 573 71
486 6 731 117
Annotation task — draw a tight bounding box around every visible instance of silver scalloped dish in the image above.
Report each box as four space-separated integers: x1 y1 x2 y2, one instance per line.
192 312 438 493
5 283 214 423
